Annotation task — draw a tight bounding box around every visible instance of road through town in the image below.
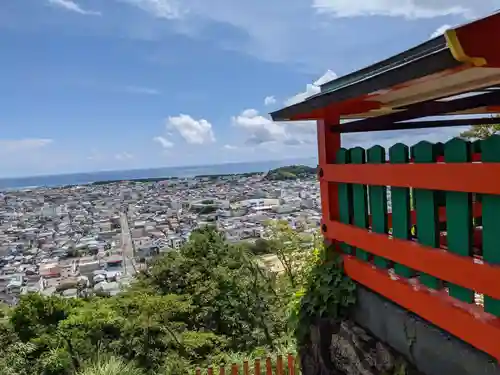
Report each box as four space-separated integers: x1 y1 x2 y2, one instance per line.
120 212 135 276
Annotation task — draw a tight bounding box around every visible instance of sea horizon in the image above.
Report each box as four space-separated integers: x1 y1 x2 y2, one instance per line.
0 157 318 190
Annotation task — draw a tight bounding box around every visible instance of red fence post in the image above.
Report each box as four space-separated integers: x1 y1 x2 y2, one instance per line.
265 357 272 375
231 363 239 375
276 355 283 375
287 354 295 375
254 358 261 375
317 113 341 251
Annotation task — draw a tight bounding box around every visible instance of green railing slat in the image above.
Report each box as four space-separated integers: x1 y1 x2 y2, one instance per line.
444 138 474 303
336 148 353 254
367 145 389 269
481 135 500 316
351 147 369 261
389 143 414 278
412 141 442 290
471 139 482 154
471 140 482 226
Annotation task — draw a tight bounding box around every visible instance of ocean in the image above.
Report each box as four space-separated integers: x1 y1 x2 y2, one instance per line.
0 157 318 190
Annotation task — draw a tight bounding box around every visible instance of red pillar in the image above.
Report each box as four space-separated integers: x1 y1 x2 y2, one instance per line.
317 112 341 245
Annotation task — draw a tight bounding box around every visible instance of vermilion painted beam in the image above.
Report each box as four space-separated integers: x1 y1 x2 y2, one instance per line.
321 163 500 194
343 256 500 361
324 220 500 299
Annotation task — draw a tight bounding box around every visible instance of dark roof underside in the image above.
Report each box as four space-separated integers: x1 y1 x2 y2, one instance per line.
270 11 500 130
319 35 449 94
270 35 460 122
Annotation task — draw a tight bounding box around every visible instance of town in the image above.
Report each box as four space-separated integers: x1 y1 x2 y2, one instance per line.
0 166 320 304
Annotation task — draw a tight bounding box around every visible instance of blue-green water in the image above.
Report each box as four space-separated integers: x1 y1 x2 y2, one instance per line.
0 157 317 190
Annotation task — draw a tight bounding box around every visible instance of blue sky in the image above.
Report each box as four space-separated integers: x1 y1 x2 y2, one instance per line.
0 1 497 177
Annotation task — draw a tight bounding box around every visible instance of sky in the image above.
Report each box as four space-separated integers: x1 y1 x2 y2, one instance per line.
0 1 498 177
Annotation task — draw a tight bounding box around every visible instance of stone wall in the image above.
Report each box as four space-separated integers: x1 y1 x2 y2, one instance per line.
299 286 500 375
300 316 421 375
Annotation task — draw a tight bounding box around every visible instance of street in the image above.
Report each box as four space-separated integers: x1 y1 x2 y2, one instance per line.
119 212 135 276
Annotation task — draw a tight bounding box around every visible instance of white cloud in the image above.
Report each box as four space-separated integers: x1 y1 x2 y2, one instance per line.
312 0 485 19
0 139 53 153
233 109 286 145
313 70 338 86
117 1 497 71
123 86 161 95
153 136 174 148
48 0 101 16
241 109 259 118
285 84 321 107
118 0 184 19
114 152 134 160
223 144 238 150
232 109 316 146
264 96 277 106
166 114 216 144
430 24 452 39
285 70 337 106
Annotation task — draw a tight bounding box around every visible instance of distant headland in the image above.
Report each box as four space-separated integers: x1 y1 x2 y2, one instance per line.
90 164 317 186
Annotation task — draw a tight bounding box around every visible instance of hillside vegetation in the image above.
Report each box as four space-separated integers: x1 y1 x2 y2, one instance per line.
0 224 345 375
265 165 317 181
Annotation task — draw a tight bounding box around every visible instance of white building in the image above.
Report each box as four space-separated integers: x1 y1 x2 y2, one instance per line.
40 204 57 218
167 236 184 249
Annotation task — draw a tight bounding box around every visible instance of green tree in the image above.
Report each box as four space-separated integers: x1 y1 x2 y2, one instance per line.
246 238 272 255
137 226 284 351
10 294 81 342
77 356 144 375
459 116 500 140
264 221 319 289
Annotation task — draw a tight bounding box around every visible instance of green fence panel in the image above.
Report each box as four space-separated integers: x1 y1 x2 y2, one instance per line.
444 138 474 303
336 148 353 254
389 143 414 278
412 141 442 290
351 147 369 261
481 135 500 316
367 145 389 269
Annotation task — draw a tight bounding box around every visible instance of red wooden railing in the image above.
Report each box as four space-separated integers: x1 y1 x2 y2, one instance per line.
317 117 500 361
195 354 299 375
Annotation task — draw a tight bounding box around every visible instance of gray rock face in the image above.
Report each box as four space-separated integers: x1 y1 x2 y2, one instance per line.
300 318 421 375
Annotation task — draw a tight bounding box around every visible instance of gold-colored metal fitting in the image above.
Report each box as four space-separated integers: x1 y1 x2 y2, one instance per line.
444 29 487 67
